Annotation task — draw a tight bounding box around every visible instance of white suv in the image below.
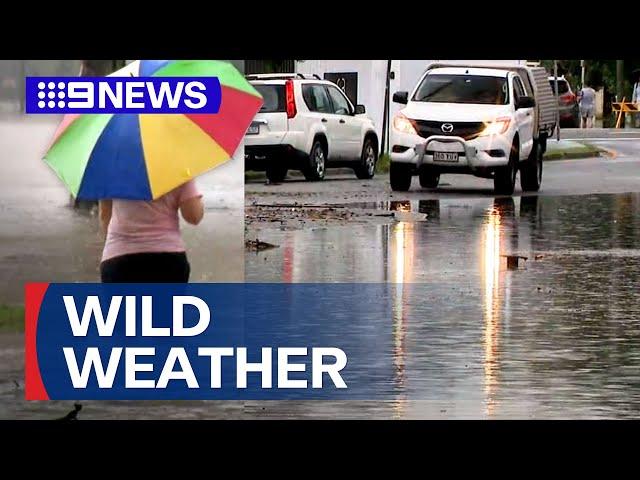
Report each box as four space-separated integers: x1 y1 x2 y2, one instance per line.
244 74 379 182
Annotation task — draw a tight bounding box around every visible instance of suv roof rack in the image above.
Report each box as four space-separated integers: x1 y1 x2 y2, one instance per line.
245 73 324 81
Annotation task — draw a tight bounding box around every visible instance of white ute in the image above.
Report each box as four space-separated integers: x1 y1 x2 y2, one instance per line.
390 64 557 194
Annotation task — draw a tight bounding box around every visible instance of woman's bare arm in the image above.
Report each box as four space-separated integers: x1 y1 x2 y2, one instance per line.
180 196 204 225
99 200 112 234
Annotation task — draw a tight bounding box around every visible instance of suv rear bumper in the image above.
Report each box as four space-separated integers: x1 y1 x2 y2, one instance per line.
245 144 308 171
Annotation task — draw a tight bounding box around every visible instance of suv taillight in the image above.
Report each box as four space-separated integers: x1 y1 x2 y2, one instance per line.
285 79 296 118
560 92 575 105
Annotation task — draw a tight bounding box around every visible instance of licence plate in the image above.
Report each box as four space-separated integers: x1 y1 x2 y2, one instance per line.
433 151 458 162
246 123 259 135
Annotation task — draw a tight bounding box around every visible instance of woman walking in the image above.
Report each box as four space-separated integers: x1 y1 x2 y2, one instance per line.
98 180 204 283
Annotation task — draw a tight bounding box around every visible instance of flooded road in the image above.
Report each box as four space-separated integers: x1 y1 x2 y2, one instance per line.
246 193 640 418
3 114 640 418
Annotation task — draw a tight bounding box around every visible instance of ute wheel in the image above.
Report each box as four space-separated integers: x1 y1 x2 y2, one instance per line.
419 167 440 189
390 161 412 191
520 141 542 192
494 141 518 195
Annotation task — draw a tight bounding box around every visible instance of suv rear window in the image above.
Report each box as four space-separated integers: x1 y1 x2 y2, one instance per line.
253 84 285 113
549 80 569 94
413 74 509 105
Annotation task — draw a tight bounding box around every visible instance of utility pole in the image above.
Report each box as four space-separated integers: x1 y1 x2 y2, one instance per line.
554 60 560 140
381 60 392 156
580 60 585 87
616 60 625 128
616 60 624 101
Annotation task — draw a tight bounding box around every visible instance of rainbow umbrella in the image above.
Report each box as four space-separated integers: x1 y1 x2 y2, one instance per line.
43 60 262 200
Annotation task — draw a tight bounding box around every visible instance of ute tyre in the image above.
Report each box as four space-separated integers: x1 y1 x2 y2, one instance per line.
390 161 412 191
419 167 440 189
494 142 518 195
520 141 542 192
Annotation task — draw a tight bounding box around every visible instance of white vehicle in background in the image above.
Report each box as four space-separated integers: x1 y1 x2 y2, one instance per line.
244 74 379 182
390 64 557 194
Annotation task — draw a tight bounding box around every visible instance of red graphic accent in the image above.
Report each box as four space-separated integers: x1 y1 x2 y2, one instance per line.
185 86 263 155
25 283 50 400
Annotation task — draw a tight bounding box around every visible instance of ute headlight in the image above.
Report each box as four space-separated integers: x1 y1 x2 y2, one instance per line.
393 113 418 135
479 117 511 136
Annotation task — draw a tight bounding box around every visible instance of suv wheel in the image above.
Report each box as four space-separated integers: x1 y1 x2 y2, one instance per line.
494 142 518 195
354 137 377 179
520 141 542 192
390 161 412 191
265 164 288 183
303 140 326 181
419 167 440 189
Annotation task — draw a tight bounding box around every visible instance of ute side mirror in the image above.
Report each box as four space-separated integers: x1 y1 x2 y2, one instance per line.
516 96 536 109
355 104 366 114
393 91 408 104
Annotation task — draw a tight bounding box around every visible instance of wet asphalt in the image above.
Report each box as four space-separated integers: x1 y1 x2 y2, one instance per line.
242 142 640 418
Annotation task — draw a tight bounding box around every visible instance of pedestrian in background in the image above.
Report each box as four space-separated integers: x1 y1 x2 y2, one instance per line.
578 81 596 129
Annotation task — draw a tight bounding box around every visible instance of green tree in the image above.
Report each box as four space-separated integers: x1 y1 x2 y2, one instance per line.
540 59 639 97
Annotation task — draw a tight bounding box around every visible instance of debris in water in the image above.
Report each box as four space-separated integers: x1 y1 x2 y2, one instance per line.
502 254 528 269
393 211 427 222
245 239 279 252
56 403 82 421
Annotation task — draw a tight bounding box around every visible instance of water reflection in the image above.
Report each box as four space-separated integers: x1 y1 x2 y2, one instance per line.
244 193 640 418
390 220 413 417
418 199 441 220
390 200 411 213
481 202 504 416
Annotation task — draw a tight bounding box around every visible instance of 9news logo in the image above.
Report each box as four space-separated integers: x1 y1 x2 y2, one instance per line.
25 76 222 114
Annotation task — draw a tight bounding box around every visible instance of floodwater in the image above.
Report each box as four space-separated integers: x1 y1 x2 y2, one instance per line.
245 193 640 418
5 192 637 419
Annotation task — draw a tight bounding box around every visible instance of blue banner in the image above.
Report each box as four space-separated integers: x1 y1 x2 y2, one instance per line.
26 283 401 400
